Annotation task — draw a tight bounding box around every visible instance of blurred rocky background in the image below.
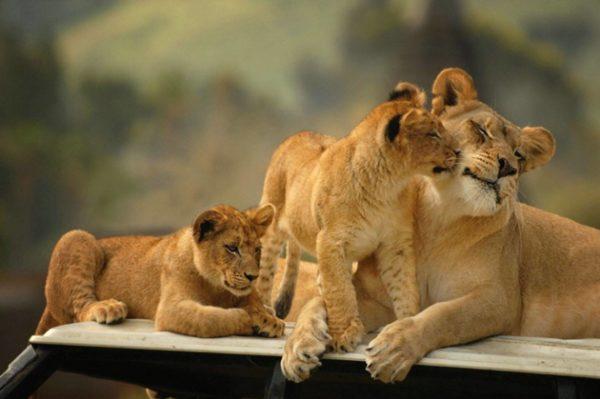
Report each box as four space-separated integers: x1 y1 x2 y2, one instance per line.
0 0 598 397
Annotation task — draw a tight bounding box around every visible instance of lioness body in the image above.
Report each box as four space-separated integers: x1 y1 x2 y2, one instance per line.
36 205 285 340
258 84 457 351
519 204 600 337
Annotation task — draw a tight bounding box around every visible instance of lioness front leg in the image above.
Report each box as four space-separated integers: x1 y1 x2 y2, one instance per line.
316 231 364 352
155 299 253 337
366 287 513 383
281 296 331 382
241 291 285 338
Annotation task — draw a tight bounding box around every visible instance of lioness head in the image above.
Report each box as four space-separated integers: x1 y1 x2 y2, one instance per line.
432 67 556 216
191 204 275 296
380 82 459 177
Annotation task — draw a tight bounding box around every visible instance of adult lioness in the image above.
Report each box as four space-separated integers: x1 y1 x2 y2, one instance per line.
282 68 599 384
257 83 458 352
35 204 285 339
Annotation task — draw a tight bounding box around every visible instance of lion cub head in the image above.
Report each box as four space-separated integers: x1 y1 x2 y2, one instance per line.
375 83 459 177
431 68 556 216
191 204 275 296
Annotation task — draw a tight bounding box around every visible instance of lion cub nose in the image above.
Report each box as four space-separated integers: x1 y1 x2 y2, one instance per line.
244 273 257 282
498 157 517 178
444 149 458 168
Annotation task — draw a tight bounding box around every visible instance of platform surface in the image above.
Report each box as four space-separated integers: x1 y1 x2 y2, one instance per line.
30 319 600 379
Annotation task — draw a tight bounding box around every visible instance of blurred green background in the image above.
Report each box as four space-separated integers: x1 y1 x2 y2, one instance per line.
0 0 598 397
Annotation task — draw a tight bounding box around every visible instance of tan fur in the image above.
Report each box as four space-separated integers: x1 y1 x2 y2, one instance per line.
257 83 458 352
282 68 599 384
35 204 285 341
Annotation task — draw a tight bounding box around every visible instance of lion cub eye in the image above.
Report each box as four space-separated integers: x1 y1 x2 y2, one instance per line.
225 244 240 255
514 150 525 161
427 131 441 140
254 246 262 261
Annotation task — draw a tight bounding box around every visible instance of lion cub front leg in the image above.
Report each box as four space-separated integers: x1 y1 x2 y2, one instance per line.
316 231 365 352
241 290 285 338
374 238 420 320
155 298 254 338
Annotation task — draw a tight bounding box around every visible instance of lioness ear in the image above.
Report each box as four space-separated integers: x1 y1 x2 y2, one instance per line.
247 204 275 237
519 126 556 173
431 67 478 115
388 82 426 107
193 209 227 242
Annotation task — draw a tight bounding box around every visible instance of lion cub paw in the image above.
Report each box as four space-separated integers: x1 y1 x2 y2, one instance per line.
281 317 331 382
249 310 285 338
365 317 423 383
82 299 128 324
329 317 364 353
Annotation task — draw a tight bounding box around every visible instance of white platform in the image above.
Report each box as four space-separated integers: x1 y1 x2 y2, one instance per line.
30 319 600 379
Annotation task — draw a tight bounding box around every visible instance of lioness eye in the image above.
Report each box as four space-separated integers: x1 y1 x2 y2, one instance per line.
225 244 240 255
473 122 489 140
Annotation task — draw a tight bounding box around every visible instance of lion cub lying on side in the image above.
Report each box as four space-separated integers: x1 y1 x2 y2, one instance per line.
257 83 458 351
35 204 285 339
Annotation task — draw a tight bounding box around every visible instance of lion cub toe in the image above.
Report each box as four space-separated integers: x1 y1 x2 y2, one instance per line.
281 316 330 382
250 311 285 338
329 317 364 353
82 299 128 324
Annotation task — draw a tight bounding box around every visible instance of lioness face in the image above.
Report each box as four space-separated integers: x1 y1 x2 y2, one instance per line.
192 204 275 296
445 110 523 215
383 82 459 176
431 68 556 216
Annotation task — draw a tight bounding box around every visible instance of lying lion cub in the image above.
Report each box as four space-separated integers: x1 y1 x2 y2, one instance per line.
35 204 285 340
256 83 458 351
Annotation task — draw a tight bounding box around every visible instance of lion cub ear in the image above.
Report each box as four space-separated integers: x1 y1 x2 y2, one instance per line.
431 67 478 115
519 126 556 173
388 82 426 107
246 204 275 237
193 209 228 242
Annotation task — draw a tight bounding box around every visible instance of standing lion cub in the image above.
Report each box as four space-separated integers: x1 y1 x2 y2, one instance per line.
35 204 285 340
256 83 458 352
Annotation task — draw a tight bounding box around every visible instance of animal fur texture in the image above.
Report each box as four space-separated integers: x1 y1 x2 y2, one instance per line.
257 83 458 352
35 204 285 340
281 68 599 384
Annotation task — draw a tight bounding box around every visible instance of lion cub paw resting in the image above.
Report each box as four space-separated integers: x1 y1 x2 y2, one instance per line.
35 204 284 340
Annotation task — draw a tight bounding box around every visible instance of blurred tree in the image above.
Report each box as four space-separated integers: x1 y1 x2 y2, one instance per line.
0 25 129 269
77 76 150 148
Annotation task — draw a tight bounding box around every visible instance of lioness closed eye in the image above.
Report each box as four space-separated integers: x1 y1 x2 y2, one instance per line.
256 83 459 352
35 204 285 340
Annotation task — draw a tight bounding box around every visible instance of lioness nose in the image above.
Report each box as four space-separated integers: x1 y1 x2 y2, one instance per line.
244 273 257 282
498 157 517 178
